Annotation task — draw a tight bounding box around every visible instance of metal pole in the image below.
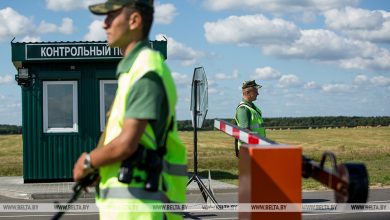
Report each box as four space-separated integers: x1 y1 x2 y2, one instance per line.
193 80 198 175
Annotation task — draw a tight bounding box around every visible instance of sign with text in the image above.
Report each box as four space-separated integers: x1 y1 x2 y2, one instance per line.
25 43 123 60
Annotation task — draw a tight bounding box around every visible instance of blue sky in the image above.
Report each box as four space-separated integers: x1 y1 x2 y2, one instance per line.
1 0 390 125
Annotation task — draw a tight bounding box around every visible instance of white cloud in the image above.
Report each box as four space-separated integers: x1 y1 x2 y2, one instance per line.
155 2 178 25
301 11 317 24
251 66 281 80
263 29 359 60
204 14 300 46
0 7 33 41
172 72 190 86
46 0 101 11
324 7 384 30
215 70 239 80
322 84 355 93
370 76 390 87
277 74 301 88
38 18 74 35
21 36 41 42
58 18 74 34
304 81 317 89
202 0 358 13
0 75 13 85
208 87 224 95
84 20 105 41
156 34 204 66
325 7 390 43
263 29 390 71
0 7 75 42
354 74 368 84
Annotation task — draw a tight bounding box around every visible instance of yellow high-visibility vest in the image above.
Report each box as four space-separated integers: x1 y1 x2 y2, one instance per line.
96 47 187 220
235 102 266 149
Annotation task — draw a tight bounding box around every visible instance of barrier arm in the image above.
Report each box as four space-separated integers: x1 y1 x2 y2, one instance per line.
214 119 369 203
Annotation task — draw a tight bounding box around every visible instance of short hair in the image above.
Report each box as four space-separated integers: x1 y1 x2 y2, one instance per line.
127 3 154 39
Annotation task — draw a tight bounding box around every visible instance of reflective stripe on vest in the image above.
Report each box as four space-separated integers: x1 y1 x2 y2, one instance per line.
163 160 187 176
99 187 167 201
235 102 265 137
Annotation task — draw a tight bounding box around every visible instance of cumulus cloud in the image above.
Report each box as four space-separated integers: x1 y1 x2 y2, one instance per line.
262 29 390 71
277 74 301 88
0 7 33 41
324 7 390 43
354 74 368 84
204 15 300 46
21 36 41 42
0 7 75 42
155 2 178 24
324 7 384 30
84 20 105 41
208 87 224 95
155 34 204 66
322 84 356 93
202 0 358 13
304 81 318 89
46 0 101 11
172 72 190 86
251 66 281 80
263 29 360 60
38 18 74 35
0 75 13 85
370 76 390 87
215 70 239 80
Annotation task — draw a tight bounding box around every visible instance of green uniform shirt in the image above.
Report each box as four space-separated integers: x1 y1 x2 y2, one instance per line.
116 40 168 147
236 99 256 129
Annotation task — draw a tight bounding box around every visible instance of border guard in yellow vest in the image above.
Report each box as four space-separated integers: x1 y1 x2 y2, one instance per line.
234 80 266 156
72 1 187 219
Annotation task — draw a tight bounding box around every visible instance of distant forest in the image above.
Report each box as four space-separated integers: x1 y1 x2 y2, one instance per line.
1 116 390 134
177 116 390 131
0 124 22 134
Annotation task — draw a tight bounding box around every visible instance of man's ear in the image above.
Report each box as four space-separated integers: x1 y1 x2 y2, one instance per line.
129 11 142 30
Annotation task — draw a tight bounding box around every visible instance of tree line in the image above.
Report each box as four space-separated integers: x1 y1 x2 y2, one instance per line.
0 124 22 134
177 116 390 131
1 116 389 134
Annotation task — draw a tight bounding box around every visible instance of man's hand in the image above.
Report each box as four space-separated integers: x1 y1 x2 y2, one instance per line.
73 152 94 182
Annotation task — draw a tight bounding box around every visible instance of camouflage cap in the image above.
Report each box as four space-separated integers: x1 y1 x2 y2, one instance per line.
89 0 154 15
242 80 262 89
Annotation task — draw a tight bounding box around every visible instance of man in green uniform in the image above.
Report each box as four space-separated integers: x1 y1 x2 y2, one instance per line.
234 80 266 155
72 0 187 219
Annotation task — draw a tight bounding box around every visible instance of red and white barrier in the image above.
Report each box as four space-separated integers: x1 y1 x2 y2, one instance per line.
214 119 274 146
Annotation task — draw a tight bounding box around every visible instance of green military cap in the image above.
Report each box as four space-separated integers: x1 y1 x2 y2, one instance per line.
242 80 262 89
89 0 154 15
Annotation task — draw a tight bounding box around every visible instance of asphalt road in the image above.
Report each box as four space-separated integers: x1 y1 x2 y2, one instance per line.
0 188 389 220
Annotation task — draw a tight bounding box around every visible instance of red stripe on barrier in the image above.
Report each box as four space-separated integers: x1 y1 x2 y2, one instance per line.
248 134 260 145
232 127 240 139
220 121 226 132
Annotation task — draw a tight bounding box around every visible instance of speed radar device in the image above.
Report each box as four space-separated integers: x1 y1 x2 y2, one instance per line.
190 66 208 128
187 67 218 205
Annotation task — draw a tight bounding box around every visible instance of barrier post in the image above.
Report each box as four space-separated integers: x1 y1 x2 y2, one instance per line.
214 119 301 220
239 144 302 220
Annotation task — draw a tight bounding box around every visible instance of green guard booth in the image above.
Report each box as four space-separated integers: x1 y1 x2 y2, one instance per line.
11 40 167 182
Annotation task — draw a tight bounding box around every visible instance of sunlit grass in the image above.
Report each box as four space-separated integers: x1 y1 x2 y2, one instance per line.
181 127 390 190
1 127 389 190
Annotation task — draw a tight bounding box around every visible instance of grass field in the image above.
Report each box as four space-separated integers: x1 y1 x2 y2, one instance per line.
0 127 389 190
181 127 390 190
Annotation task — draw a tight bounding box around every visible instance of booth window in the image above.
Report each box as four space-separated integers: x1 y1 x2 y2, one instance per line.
100 80 118 131
43 81 78 133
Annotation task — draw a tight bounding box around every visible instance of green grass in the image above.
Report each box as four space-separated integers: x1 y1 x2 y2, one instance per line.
1 127 389 190
0 135 23 176
181 127 390 190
